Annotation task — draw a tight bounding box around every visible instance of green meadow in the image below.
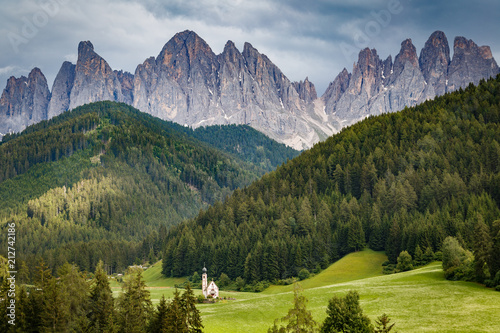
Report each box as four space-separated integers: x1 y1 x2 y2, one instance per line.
114 250 500 332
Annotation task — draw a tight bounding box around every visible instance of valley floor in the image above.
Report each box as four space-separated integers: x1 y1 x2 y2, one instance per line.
113 250 500 332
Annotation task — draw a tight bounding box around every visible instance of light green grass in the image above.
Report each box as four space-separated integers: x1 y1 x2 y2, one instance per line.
141 260 187 288
197 263 500 333
265 249 386 294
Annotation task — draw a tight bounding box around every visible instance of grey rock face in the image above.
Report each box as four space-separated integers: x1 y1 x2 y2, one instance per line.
448 36 500 91
323 68 350 116
292 78 317 104
419 31 450 96
115 70 134 105
132 30 330 149
69 41 123 110
0 68 50 137
48 61 76 119
133 31 219 124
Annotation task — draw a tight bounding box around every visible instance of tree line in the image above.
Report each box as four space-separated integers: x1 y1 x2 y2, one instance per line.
0 258 203 333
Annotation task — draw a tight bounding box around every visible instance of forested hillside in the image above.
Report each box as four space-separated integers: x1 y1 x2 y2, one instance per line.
161 76 500 284
0 101 297 277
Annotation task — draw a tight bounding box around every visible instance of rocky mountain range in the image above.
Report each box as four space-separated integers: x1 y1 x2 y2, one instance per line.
1 30 498 149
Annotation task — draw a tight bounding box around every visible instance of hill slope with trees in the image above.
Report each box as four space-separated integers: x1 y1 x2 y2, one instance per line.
0 101 297 277
161 76 500 287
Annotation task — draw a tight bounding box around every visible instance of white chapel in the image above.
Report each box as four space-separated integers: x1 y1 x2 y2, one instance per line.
202 266 219 298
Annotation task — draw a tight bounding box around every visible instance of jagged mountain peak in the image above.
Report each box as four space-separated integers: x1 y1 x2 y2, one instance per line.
428 31 448 45
78 40 94 52
222 40 240 55
29 67 45 78
480 45 494 60
394 38 419 71
69 40 123 110
292 77 317 103
0 67 50 137
453 36 476 50
157 30 216 67
419 30 450 96
77 41 96 62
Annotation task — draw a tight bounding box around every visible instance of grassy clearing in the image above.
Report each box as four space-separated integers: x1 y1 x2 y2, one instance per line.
198 263 500 333
117 250 500 332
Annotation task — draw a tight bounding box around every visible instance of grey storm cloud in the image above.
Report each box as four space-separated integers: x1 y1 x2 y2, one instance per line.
0 0 499 96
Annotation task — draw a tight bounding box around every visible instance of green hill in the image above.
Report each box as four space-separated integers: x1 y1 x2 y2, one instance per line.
160 76 500 285
0 101 297 276
196 262 500 333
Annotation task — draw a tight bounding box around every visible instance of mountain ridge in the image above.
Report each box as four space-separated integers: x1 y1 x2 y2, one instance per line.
1 30 498 148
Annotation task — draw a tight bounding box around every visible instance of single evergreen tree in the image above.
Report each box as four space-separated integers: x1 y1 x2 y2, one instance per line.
165 289 184 333
41 274 68 332
267 283 318 333
386 219 402 264
117 267 153 333
58 263 91 332
374 313 396 333
148 295 169 333
413 245 424 267
473 216 493 282
490 220 500 280
89 260 117 332
181 283 204 333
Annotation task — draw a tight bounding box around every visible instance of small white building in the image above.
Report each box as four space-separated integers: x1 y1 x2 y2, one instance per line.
202 266 219 298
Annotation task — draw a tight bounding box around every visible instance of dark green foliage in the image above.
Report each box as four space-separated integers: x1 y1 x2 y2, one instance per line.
148 286 203 333
160 75 500 283
298 268 311 281
148 295 169 333
490 220 500 280
188 125 300 171
473 216 493 282
181 284 204 333
89 261 116 332
268 283 318 333
320 290 373 333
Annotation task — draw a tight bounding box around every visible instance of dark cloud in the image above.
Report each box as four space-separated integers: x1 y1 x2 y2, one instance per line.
0 0 499 96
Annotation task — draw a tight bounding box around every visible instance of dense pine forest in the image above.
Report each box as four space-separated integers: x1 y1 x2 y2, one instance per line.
161 76 500 287
0 101 297 277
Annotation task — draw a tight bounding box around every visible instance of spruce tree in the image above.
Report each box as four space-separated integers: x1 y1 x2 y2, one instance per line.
89 260 116 332
117 267 153 333
148 295 169 333
58 263 91 332
267 283 318 333
165 289 184 332
473 216 493 282
181 284 204 333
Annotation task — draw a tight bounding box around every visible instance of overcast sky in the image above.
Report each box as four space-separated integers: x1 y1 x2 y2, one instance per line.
1 0 499 95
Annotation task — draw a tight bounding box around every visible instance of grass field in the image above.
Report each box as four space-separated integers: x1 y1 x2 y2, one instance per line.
114 250 500 332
